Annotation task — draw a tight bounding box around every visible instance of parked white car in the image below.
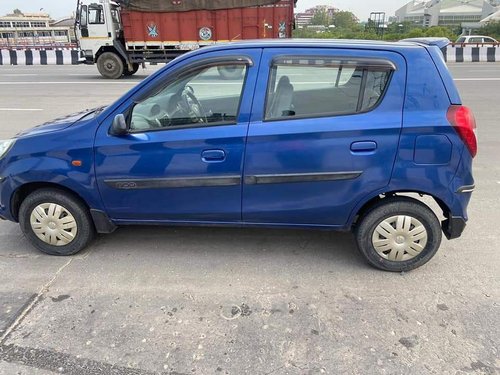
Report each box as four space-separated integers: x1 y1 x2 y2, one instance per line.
455 35 498 44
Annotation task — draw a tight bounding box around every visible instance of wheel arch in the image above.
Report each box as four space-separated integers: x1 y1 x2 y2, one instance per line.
11 182 90 222
94 44 128 64
349 189 450 230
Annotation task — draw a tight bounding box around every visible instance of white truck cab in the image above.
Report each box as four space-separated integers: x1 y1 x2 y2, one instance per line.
76 0 138 78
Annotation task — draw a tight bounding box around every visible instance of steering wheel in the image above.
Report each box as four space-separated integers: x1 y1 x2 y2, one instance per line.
131 112 171 130
180 86 207 123
153 112 171 128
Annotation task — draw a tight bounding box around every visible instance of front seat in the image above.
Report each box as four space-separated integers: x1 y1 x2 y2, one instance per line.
267 75 294 119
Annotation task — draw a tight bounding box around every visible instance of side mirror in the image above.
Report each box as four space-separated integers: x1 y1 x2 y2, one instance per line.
110 114 129 136
80 5 88 27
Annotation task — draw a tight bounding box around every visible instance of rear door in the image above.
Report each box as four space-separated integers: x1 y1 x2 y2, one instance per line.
242 48 406 226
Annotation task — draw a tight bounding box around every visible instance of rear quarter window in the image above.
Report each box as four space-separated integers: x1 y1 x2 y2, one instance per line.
264 57 394 121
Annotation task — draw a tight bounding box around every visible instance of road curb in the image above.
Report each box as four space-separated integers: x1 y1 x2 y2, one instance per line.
0 49 82 65
444 45 500 62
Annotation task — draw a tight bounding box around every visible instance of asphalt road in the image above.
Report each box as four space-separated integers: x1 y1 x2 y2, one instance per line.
0 63 499 375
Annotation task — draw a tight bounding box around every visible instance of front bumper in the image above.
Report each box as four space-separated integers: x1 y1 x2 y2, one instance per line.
0 176 6 220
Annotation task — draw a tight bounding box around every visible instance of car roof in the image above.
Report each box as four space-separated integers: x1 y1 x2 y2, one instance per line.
197 38 426 53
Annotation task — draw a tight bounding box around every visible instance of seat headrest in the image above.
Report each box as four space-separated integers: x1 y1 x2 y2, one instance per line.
277 75 292 89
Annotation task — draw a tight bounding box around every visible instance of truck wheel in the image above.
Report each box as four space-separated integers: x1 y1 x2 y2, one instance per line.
19 188 95 256
97 52 124 79
217 66 244 80
124 63 140 76
355 197 442 272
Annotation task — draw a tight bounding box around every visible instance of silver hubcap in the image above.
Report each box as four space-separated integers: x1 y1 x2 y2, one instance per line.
372 215 428 262
30 203 78 246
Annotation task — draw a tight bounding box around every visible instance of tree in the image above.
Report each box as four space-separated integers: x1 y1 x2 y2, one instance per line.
424 26 456 40
406 28 425 38
311 8 332 27
13 9 23 15
478 21 500 39
333 11 358 29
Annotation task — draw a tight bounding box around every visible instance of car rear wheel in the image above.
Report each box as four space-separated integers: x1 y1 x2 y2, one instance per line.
355 197 442 272
19 188 95 256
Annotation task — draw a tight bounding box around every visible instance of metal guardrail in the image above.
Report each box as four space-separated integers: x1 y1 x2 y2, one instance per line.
0 42 77 50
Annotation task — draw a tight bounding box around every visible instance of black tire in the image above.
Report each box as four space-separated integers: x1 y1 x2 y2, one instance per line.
217 65 244 80
124 63 140 76
96 52 124 79
355 197 442 272
19 188 95 256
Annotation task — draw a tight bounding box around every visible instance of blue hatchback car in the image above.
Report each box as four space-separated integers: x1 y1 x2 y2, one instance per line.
0 39 476 271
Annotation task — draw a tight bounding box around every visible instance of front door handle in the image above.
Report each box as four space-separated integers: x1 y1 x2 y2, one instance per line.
202 149 226 162
351 141 377 153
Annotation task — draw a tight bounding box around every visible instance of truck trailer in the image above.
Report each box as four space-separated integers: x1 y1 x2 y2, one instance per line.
75 0 296 78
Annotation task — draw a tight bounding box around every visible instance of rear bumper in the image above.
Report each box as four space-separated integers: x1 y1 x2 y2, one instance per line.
443 149 474 240
442 215 466 240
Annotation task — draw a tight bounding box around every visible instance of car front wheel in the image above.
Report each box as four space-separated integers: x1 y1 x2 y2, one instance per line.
355 197 442 272
19 188 95 256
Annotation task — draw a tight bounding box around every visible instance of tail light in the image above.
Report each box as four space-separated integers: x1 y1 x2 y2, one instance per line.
447 105 477 158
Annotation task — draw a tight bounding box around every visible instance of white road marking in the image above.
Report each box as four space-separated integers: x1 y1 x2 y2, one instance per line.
0 81 252 85
0 108 43 111
454 78 500 81
0 74 39 76
467 69 500 73
0 81 137 85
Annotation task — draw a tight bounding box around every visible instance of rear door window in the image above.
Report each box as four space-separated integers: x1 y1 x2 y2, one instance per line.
264 57 394 121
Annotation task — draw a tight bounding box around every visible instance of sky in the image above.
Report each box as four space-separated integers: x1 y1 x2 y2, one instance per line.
0 0 410 21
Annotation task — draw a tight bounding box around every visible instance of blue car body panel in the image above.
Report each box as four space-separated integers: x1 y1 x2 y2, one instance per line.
0 40 474 237
93 49 262 222
243 47 406 226
0 116 104 220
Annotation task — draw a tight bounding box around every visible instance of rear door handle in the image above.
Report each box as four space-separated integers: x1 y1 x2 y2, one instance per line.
202 149 226 162
351 141 377 153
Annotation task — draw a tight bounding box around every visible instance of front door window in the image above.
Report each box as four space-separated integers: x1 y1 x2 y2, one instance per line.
130 64 247 132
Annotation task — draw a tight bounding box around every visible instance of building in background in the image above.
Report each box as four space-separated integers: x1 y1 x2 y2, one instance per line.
0 11 74 48
295 5 336 28
395 0 499 28
480 7 500 21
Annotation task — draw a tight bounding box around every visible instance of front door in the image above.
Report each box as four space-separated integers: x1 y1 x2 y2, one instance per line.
94 50 261 222
242 48 406 226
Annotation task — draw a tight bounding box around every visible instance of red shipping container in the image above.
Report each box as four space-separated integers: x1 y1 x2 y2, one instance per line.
121 0 294 49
